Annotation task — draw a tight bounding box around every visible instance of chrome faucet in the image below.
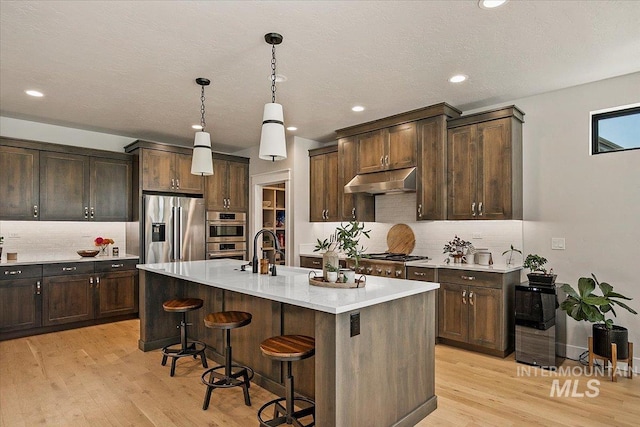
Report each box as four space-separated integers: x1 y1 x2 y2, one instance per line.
252 229 281 275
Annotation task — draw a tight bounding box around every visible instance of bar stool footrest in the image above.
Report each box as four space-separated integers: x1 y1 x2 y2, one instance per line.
161 340 207 359
257 396 315 427
201 364 255 389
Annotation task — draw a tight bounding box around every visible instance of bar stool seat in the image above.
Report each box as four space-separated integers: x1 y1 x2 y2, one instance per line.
161 298 208 377
201 311 254 410
257 335 315 427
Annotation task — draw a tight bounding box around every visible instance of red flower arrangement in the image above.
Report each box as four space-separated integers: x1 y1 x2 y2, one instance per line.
94 237 115 247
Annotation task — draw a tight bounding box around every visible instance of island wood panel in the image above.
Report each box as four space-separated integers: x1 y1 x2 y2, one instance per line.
282 304 316 399
138 272 186 350
316 291 436 427
189 284 225 355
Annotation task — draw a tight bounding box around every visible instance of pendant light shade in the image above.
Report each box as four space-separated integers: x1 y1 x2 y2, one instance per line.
259 33 287 162
191 131 213 175
191 77 214 176
259 102 287 161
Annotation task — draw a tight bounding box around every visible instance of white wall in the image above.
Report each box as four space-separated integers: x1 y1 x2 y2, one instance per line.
474 72 640 360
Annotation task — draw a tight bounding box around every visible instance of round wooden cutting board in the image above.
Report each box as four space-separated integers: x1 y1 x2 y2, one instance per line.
386 224 416 255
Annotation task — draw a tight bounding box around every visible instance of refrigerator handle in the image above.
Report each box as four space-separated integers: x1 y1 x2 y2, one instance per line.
171 206 177 261
176 206 183 260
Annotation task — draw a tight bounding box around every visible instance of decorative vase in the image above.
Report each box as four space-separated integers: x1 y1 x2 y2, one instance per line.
322 250 339 280
327 271 338 283
99 244 109 256
341 269 356 283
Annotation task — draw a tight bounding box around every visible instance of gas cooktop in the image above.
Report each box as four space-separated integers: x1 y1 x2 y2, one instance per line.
365 253 430 263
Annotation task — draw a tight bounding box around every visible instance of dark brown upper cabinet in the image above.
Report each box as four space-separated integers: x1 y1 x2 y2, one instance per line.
1 138 132 221
0 144 40 220
356 123 417 174
309 146 340 222
447 106 524 220
205 154 249 212
141 149 203 194
337 137 375 221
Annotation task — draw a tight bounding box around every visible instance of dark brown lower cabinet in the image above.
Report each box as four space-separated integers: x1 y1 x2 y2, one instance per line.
95 270 138 318
0 277 42 333
437 268 518 357
43 273 95 326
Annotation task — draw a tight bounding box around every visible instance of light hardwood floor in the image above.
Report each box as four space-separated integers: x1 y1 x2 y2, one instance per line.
1 320 638 426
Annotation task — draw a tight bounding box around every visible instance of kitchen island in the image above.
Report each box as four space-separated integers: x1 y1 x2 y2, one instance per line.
137 259 439 427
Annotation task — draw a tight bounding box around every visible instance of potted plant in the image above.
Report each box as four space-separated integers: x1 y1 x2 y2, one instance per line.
523 253 556 286
335 220 370 282
325 262 339 283
560 274 637 359
443 235 472 263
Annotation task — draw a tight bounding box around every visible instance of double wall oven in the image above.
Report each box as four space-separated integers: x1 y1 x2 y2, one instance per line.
206 211 246 260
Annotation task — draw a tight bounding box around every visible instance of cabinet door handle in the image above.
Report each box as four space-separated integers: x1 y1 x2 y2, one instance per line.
478 202 483 216
385 155 389 166
469 291 474 305
5 270 22 275
90 207 95 219
35 281 41 295
417 204 422 218
84 206 89 219
462 290 467 304
62 267 77 272
461 275 476 281
380 156 384 166
89 276 94 288
325 209 329 220
352 207 356 219
471 202 476 217
96 277 100 289
413 271 426 277
227 198 231 208
171 178 175 189
33 205 38 218
111 263 124 268
176 178 180 189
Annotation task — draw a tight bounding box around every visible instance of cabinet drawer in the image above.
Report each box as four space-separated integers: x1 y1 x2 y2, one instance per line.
43 262 94 276
406 266 436 282
0 264 42 280
94 259 138 273
438 268 503 288
300 256 323 269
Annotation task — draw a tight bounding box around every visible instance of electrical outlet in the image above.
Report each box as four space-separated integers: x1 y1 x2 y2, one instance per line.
472 232 483 239
350 312 360 337
9 233 19 238
551 237 566 250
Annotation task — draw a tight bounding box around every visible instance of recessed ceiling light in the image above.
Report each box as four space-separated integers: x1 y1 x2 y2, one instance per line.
286 126 297 131
448 74 468 83
192 124 203 130
25 90 44 97
478 0 508 9
352 106 365 112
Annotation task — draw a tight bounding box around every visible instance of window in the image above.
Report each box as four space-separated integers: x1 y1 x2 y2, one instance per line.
591 104 640 154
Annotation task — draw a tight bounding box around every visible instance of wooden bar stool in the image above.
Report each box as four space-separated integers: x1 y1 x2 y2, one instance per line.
588 337 634 382
161 298 208 377
201 311 254 410
257 335 315 427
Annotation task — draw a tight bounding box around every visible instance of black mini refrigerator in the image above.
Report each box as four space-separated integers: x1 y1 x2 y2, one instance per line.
515 283 566 368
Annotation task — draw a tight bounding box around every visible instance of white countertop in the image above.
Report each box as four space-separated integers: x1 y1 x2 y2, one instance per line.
298 251 522 273
0 253 139 266
137 259 439 315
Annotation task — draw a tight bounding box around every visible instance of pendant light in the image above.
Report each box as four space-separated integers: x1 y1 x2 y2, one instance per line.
190 77 214 176
259 33 287 162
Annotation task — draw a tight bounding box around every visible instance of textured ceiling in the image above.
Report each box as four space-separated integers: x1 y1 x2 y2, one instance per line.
1 1 639 153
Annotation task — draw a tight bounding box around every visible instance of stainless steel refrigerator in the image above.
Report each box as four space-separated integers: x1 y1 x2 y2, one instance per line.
142 195 205 263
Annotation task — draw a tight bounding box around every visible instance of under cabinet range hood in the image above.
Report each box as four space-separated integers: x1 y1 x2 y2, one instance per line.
344 167 417 195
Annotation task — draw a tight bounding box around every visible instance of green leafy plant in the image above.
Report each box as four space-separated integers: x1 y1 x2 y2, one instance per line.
442 235 472 255
335 220 370 269
560 274 637 330
324 262 339 273
502 244 522 265
523 254 548 274
313 231 337 252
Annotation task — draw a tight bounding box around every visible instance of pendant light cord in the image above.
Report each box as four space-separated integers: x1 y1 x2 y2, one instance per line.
270 43 277 103
200 84 206 131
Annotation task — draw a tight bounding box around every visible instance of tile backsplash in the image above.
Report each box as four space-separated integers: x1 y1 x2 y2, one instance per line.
0 221 126 260
308 193 524 266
